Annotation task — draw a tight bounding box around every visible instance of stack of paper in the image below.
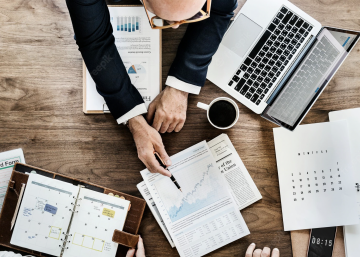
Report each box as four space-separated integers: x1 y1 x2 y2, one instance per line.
137 134 262 256
329 108 360 257
0 149 25 212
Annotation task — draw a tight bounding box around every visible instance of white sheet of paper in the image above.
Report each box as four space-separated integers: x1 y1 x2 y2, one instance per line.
137 181 175 247
329 108 360 257
0 148 25 212
11 174 79 256
64 188 130 257
273 121 358 231
141 141 249 257
208 134 262 210
85 6 160 112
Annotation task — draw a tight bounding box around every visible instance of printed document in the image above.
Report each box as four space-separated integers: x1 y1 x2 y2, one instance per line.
329 108 360 257
137 181 175 247
208 134 262 210
84 6 161 112
141 141 249 257
0 148 25 212
273 121 358 231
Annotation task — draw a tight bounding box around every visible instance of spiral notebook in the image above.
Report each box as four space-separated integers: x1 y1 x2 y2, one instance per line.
10 173 130 257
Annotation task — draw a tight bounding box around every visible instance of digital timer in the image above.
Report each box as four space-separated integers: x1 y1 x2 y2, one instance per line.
307 227 336 257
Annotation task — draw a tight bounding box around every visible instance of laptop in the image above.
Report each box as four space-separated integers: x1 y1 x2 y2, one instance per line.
207 0 360 131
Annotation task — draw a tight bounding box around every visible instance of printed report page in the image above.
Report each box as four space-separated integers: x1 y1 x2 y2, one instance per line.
141 141 249 257
86 6 160 111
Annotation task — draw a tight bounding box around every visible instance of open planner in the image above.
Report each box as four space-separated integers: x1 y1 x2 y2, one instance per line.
10 173 130 257
0 163 146 257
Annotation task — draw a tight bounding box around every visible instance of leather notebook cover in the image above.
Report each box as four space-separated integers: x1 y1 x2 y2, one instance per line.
290 227 346 257
0 163 146 256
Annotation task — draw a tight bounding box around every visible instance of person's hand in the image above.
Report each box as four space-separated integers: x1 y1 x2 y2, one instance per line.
245 243 280 257
126 235 145 257
147 86 188 133
129 115 172 177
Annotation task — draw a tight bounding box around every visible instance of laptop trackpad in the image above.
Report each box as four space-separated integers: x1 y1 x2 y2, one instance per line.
222 14 263 58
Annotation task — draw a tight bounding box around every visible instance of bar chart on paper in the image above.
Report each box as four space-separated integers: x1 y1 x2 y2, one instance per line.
152 161 228 223
114 16 141 33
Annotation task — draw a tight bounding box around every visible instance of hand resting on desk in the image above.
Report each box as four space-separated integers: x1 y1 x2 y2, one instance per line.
147 86 188 133
129 115 172 177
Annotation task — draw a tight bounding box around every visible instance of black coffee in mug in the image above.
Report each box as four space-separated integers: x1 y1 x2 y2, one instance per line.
208 100 237 128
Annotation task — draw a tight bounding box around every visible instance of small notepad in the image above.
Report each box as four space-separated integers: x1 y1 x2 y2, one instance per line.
11 174 130 257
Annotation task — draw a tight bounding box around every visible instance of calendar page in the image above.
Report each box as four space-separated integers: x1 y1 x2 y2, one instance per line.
273 121 358 231
11 174 79 256
63 188 130 257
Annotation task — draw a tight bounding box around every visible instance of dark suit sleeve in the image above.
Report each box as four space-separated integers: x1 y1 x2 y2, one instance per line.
168 0 238 87
66 0 144 120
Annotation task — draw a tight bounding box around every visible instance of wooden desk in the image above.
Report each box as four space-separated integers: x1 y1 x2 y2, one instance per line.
0 0 359 256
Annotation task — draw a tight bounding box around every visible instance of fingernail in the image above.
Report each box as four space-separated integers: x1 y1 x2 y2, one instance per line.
251 243 255 246
274 248 279 251
166 159 172 166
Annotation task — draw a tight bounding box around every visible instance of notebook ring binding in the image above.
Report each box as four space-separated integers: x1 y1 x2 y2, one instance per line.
71 202 80 206
68 209 78 213
59 245 69 249
72 196 83 200
62 233 73 236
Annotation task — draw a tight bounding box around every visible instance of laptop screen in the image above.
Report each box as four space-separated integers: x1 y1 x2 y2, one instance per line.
261 27 360 130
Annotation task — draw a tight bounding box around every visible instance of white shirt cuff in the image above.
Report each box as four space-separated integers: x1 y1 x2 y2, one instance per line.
116 103 148 125
165 76 201 95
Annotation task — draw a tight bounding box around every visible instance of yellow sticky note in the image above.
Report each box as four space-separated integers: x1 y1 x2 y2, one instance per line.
102 208 115 218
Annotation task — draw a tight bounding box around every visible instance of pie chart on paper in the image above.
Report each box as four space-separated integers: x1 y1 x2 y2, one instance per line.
127 64 146 86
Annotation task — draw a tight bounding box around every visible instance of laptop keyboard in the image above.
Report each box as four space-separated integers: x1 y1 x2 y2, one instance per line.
266 35 340 125
228 6 313 106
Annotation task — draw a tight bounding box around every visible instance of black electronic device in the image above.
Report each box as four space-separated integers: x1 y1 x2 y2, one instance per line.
307 227 337 257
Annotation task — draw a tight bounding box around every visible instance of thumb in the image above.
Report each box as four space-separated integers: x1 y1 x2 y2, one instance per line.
126 248 136 257
136 235 145 257
155 144 172 167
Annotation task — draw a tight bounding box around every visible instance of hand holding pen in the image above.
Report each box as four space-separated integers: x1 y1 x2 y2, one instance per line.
154 152 182 192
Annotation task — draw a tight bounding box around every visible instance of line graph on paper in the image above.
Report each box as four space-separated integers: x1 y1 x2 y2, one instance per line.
152 160 228 223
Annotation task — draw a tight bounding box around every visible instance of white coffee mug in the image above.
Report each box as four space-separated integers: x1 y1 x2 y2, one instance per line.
197 97 239 129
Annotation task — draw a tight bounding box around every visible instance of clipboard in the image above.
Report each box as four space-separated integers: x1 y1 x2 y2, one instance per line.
83 5 162 114
0 163 146 256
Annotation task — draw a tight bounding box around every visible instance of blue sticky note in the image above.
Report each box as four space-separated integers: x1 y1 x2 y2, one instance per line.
44 204 58 215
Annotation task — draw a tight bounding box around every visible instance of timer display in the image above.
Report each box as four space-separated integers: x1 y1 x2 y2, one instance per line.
307 227 336 257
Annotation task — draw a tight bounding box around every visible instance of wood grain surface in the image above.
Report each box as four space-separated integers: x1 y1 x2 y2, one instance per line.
0 0 359 256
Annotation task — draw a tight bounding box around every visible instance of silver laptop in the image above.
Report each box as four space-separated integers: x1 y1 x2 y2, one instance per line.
207 0 360 131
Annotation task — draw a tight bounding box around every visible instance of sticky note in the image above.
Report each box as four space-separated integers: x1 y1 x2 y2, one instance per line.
44 204 58 215
102 208 115 218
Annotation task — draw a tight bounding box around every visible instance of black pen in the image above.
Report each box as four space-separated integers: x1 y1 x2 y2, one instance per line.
154 152 182 192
